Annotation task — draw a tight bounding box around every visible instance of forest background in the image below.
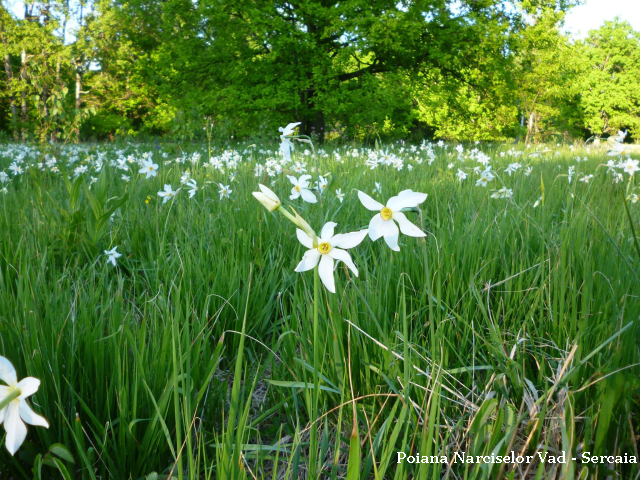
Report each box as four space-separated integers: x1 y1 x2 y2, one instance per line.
0 0 639 145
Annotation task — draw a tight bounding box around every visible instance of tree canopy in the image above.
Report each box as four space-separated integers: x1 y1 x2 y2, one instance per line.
1 0 639 143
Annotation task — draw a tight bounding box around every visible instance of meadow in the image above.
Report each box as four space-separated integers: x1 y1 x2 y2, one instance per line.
0 135 639 479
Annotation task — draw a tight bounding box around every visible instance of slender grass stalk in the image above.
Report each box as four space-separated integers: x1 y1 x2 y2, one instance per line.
309 264 320 477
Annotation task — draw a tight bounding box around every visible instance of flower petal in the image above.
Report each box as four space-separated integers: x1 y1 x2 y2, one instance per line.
282 122 301 136
320 222 337 241
258 184 279 202
357 190 384 211
295 250 321 272
0 356 17 387
383 221 400 251
318 255 335 293
4 401 27 456
296 229 314 249
19 401 49 428
329 248 358 277
331 229 368 249
286 175 298 185
387 190 428 211
369 214 396 241
392 212 426 237
300 188 317 203
17 378 40 399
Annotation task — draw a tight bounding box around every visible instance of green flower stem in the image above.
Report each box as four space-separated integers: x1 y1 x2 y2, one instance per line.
309 264 320 476
0 388 21 411
275 205 317 244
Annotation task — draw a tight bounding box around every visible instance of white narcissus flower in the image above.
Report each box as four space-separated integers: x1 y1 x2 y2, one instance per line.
357 190 427 251
158 184 179 203
279 122 301 162
252 184 281 211
287 175 317 203
294 222 368 293
141 159 159 179
104 246 122 266
335 188 345 203
621 158 639 176
0 356 49 456
475 170 494 187
608 142 630 157
316 176 329 194
186 179 198 198
218 184 232 199
456 169 467 182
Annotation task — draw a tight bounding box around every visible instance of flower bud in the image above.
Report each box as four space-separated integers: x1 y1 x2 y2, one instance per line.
252 184 281 212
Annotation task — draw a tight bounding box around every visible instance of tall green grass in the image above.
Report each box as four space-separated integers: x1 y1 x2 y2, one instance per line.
0 143 638 479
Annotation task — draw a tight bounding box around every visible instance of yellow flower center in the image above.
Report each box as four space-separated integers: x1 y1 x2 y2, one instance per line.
317 242 331 254
295 185 301 192
380 207 393 221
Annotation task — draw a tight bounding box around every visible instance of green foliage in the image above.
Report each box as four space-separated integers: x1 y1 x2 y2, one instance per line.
579 19 640 138
13 0 640 142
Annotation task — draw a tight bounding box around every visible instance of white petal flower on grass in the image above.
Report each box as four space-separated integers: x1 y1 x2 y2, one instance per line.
621 159 639 177
630 194 639 204
292 161 306 174
374 182 382 194
490 187 513 199
294 222 368 293
579 174 593 183
9 163 23 176
218 184 232 200
456 169 467 182
279 122 301 162
252 184 281 211
316 176 329 194
357 189 427 251
608 142 630 157
287 175 317 203
0 356 49 456
141 159 159 179
104 246 122 266
335 188 345 203
0 172 9 183
158 184 179 203
186 179 198 198
475 170 494 187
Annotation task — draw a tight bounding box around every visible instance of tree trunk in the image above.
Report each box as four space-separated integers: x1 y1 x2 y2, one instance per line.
299 87 325 143
75 64 82 109
1 30 17 139
20 49 27 138
53 56 61 141
525 111 535 145
515 111 525 144
42 55 49 119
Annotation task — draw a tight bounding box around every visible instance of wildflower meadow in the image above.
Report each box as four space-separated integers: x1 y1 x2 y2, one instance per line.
2 0 640 478
0 132 639 479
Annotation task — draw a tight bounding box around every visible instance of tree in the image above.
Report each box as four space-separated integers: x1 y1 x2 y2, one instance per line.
579 20 640 139
114 0 577 142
